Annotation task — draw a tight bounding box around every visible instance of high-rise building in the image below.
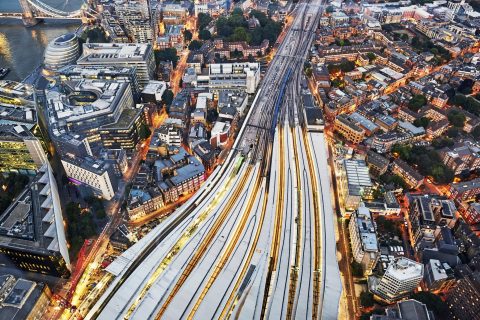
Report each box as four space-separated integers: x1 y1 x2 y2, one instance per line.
0 275 52 320
408 195 456 251
372 257 423 303
0 164 71 278
196 63 261 94
0 81 47 174
349 204 380 275
61 156 118 200
77 43 155 88
99 108 146 150
43 33 80 73
126 19 154 43
338 159 373 214
58 65 140 98
423 259 455 292
447 267 480 320
0 125 47 174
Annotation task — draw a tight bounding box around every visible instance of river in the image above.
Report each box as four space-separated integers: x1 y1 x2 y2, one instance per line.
0 0 83 81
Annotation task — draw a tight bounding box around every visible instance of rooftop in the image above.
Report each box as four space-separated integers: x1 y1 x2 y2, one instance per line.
343 159 373 196
0 164 70 266
78 43 151 62
0 276 47 320
385 257 423 280
354 205 378 252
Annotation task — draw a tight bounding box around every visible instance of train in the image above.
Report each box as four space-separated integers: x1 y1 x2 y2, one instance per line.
270 67 293 136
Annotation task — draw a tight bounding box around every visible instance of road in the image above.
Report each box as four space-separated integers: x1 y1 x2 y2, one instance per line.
85 1 342 319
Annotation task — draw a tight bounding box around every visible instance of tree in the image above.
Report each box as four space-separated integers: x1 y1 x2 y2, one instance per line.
413 117 430 129
360 291 375 308
154 48 178 67
351 260 363 277
326 5 334 13
305 68 313 78
199 29 211 40
432 137 454 149
81 27 109 43
231 49 243 58
376 215 400 236
188 40 203 51
250 10 269 27
472 125 480 139
366 52 376 62
458 78 474 95
392 144 412 160
407 94 427 112
401 33 409 42
183 29 193 42
65 202 97 257
139 123 151 140
161 89 174 107
231 27 250 42
197 13 212 31
447 127 460 138
448 110 466 128
206 109 219 124
331 78 344 88
335 38 351 46
0 173 30 213
248 54 255 62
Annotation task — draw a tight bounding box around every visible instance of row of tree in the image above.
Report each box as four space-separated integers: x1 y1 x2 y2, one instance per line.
392 144 454 183
215 9 283 46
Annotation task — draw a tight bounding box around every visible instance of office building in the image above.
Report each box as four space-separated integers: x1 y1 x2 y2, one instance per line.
46 78 138 154
0 125 47 174
77 43 155 88
156 125 182 147
349 204 380 275
159 2 189 25
0 275 52 320
125 18 154 43
339 159 373 213
372 257 423 303
46 79 134 137
43 33 79 73
423 259 455 292
142 81 167 104
0 81 35 108
61 156 118 200
447 268 480 320
0 164 71 278
196 63 261 94
58 65 140 98
408 195 456 251
99 108 146 150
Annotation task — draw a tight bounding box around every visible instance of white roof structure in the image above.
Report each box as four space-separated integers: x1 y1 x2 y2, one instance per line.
386 257 423 281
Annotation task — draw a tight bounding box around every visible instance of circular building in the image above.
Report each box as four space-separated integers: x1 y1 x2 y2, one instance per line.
43 33 80 73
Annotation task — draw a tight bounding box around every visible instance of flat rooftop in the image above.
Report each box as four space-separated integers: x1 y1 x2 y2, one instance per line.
0 164 69 263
